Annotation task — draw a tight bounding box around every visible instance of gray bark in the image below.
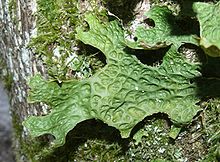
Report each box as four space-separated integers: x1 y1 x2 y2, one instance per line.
0 0 47 161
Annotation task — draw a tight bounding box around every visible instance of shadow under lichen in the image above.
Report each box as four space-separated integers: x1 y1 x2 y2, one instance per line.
38 119 129 162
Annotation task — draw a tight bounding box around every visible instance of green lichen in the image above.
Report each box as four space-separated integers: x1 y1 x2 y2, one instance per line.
23 0 220 161
127 5 198 50
24 12 201 150
193 1 220 57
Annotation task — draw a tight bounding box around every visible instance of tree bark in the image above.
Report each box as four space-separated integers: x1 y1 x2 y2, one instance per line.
0 0 47 161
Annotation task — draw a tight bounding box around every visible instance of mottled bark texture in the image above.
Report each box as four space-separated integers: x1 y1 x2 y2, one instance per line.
0 0 47 161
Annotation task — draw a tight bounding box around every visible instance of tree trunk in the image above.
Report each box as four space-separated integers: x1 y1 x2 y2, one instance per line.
0 0 47 161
